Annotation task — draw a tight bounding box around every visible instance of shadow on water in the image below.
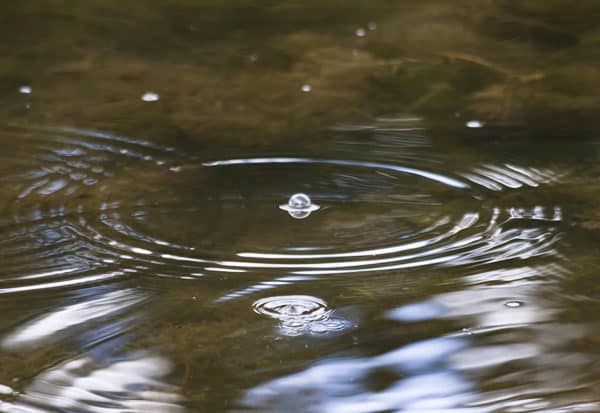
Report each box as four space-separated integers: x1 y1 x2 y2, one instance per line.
2 1 600 412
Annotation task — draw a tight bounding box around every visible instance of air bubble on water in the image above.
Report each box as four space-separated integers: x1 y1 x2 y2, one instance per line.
279 193 320 219
289 193 310 209
169 165 182 173
466 120 484 128
355 28 367 37
141 92 159 102
19 85 32 94
367 22 377 31
505 300 523 308
301 84 312 93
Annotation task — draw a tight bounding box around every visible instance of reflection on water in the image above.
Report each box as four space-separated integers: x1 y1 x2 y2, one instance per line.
240 336 475 413
2 1 600 412
2 289 147 349
1 355 184 413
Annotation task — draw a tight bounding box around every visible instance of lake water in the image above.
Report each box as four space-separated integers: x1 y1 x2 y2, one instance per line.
2 2 600 412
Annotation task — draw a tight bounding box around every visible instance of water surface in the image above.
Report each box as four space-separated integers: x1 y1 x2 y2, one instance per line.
2 2 600 412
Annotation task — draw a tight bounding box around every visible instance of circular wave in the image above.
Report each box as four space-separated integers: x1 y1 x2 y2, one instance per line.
252 295 349 336
0 120 563 297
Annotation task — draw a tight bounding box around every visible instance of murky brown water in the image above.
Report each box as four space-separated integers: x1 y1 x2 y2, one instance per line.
2 1 600 412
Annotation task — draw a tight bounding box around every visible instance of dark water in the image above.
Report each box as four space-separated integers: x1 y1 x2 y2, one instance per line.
2 2 600 412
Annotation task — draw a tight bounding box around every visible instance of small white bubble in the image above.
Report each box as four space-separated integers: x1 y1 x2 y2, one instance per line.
141 92 159 102
119 149 129 154
301 84 312 93
169 165 182 173
466 120 484 128
280 193 320 219
505 300 523 308
367 22 377 31
288 193 311 209
355 27 367 37
19 85 32 94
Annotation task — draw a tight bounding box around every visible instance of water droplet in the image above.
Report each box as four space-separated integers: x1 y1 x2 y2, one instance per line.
141 92 159 102
279 193 320 219
505 300 523 308
301 84 312 93
466 120 484 128
355 28 367 37
19 85 32 94
367 22 377 31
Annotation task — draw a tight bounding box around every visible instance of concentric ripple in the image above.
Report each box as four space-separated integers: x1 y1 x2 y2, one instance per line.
0 119 564 299
253 295 348 336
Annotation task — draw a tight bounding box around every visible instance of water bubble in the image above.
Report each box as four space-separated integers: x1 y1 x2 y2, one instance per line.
367 22 377 31
308 318 350 334
505 300 523 308
355 28 367 37
466 120 484 128
288 193 310 209
301 84 312 93
169 165 182 173
279 193 320 219
141 92 159 102
19 85 32 94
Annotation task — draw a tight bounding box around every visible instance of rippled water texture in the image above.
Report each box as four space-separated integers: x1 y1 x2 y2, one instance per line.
2 1 600 412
